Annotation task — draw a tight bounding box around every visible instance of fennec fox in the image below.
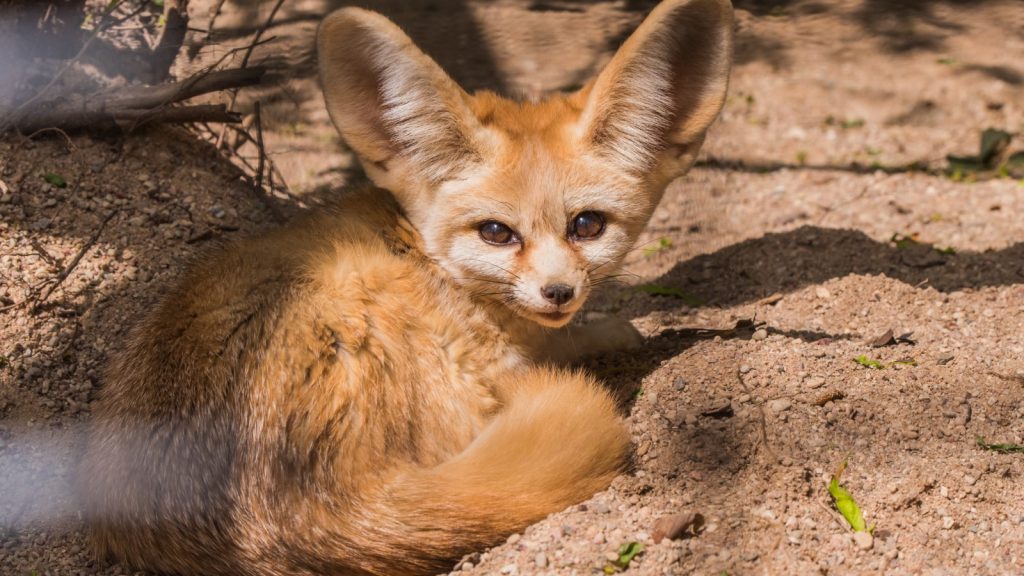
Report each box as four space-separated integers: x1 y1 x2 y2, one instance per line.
80 1 733 574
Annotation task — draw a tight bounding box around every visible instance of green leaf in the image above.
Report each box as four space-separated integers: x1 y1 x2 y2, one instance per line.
890 358 918 367
43 173 67 188
937 57 956 65
642 237 672 257
828 460 870 532
617 541 644 568
840 118 865 129
854 355 885 369
601 541 646 573
976 436 1024 454
635 284 704 306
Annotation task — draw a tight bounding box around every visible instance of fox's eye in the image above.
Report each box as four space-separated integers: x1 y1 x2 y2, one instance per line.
479 221 518 245
570 211 605 240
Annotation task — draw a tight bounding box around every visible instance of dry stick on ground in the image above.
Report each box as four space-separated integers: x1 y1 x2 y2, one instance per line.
192 121 288 222
6 67 266 133
214 0 287 150
735 368 778 462
253 101 267 195
1 0 136 132
35 210 118 307
249 101 286 222
219 123 299 202
150 0 191 83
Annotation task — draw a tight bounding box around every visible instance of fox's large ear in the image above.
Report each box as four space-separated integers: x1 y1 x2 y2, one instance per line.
578 0 733 182
317 8 482 185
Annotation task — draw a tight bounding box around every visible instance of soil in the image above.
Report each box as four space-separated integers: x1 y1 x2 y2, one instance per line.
2 1 1024 575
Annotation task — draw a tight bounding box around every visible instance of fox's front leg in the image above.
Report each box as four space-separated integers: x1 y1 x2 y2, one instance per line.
530 313 644 365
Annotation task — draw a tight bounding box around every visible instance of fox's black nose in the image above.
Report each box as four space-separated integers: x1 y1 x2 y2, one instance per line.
540 283 574 306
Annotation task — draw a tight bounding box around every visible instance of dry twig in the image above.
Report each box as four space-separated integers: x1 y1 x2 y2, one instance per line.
215 0 287 149
5 67 265 133
36 211 118 305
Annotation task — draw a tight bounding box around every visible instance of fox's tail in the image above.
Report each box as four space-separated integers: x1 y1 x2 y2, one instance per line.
288 367 630 576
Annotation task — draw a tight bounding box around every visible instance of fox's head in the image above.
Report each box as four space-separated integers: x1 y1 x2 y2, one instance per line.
318 0 733 328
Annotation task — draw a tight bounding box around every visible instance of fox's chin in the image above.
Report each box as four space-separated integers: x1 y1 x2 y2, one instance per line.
522 308 579 328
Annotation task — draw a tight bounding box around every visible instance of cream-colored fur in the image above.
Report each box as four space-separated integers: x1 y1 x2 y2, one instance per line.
80 1 733 574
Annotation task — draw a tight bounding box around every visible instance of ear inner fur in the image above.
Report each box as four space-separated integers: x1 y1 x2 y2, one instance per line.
578 0 734 179
318 8 483 185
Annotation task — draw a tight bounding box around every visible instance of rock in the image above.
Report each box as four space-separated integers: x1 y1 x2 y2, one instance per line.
592 500 611 514
499 564 518 575
739 364 752 374
853 531 873 550
700 400 734 419
673 378 687 391
751 328 769 341
964 475 977 486
652 512 705 543
815 286 832 299
804 376 825 389
768 398 792 413
534 553 548 568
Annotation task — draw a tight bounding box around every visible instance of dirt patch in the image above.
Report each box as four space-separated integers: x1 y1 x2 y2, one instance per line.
2 1 1023 574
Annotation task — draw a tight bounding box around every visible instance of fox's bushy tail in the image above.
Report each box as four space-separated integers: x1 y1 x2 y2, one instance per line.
292 367 630 576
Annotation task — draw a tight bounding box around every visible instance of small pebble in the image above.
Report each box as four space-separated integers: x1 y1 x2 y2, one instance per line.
768 398 792 413
964 475 977 486
507 533 520 545
804 376 825 389
673 378 687 391
751 328 768 341
499 563 517 575
534 553 547 568
815 286 832 299
739 364 752 374
853 531 873 550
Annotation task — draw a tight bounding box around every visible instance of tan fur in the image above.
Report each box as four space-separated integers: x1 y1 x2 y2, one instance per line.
80 1 733 574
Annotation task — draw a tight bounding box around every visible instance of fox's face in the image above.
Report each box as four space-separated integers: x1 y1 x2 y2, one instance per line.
318 0 734 328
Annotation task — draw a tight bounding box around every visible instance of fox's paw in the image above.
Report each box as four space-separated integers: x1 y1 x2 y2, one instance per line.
579 313 644 355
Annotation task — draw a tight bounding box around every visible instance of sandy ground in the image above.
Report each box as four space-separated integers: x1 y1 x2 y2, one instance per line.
2 1 1024 574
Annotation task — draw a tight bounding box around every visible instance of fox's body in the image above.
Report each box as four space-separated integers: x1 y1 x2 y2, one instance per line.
80 1 734 574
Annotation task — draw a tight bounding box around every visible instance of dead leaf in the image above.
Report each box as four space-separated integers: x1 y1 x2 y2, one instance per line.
652 512 705 543
867 329 895 348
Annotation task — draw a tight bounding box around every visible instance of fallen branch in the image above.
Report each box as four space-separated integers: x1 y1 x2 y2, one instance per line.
35 210 118 306
2 67 265 133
